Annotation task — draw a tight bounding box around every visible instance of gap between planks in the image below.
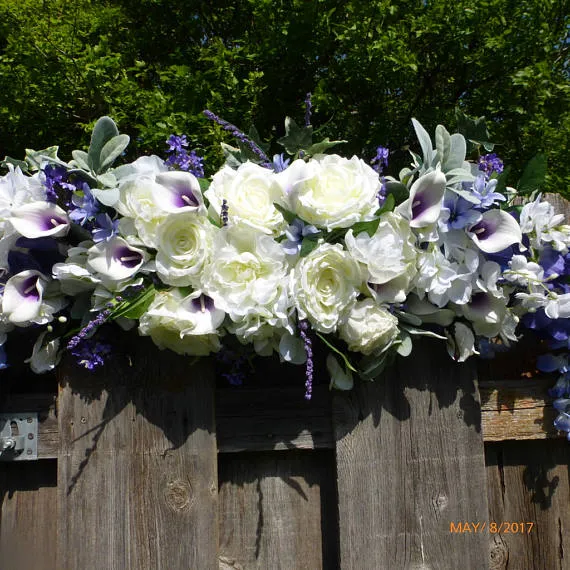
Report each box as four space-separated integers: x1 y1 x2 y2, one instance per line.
1 378 563 459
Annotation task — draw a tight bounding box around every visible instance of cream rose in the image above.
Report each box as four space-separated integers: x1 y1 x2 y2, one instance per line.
292 243 361 333
338 299 399 355
205 162 286 235
279 154 380 230
155 212 215 287
345 211 417 303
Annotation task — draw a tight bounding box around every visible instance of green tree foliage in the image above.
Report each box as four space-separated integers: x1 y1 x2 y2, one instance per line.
0 0 567 193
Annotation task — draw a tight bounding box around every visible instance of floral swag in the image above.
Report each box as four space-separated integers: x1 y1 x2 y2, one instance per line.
1 106 570 437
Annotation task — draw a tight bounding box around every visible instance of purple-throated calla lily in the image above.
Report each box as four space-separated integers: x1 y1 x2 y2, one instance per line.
152 171 205 213
10 202 69 238
2 270 46 324
87 237 147 282
397 170 447 228
467 209 522 253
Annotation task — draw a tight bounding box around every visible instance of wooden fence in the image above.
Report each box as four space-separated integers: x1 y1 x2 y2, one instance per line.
1 335 569 570
1 194 570 570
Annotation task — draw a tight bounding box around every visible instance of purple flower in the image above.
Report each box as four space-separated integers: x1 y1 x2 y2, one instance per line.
441 193 482 231
166 138 205 178
470 175 506 209
70 339 112 370
272 153 290 173
69 184 98 225
371 146 389 174
282 219 319 255
92 213 120 243
42 164 76 203
478 153 504 179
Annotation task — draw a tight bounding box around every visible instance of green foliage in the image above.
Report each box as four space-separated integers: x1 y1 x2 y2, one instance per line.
0 0 567 194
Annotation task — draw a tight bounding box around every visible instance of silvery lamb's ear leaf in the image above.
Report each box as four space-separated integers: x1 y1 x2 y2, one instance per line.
445 133 467 171
71 150 90 171
221 142 244 169
411 118 434 167
91 188 120 207
67 168 98 187
99 134 130 173
88 116 119 173
96 172 117 188
435 124 451 166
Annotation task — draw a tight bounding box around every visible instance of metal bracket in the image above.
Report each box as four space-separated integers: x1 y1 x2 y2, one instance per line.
0 413 38 461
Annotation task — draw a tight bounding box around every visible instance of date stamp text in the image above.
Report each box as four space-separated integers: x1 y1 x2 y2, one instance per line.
450 521 534 534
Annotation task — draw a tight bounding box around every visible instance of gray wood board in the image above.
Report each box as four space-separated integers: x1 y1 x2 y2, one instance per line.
486 440 570 570
333 340 490 569
218 450 338 570
57 336 218 570
0 459 57 570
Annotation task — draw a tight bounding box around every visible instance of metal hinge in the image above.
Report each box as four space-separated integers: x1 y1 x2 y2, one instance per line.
0 413 38 461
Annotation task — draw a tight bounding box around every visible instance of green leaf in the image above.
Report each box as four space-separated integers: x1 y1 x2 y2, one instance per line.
88 116 119 173
110 286 156 321
306 137 346 156
96 172 117 188
273 202 297 224
359 352 389 380
396 332 412 356
277 116 313 155
1 156 28 172
24 146 60 171
517 154 547 195
350 218 381 237
99 134 130 172
315 332 357 372
299 234 320 257
198 178 210 192
445 133 467 171
71 150 90 171
455 108 494 152
384 180 409 205
221 142 245 169
375 193 395 215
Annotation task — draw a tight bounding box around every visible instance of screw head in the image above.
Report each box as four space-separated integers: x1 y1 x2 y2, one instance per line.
26 449 33 455
27 433 34 440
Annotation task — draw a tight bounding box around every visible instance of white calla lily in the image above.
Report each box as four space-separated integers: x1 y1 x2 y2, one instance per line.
153 171 205 214
2 270 46 324
397 169 447 228
87 237 147 282
10 202 69 238
467 209 522 253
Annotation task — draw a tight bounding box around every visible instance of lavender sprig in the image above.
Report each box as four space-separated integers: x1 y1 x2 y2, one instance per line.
221 199 229 227
304 93 312 127
203 110 270 165
298 319 313 400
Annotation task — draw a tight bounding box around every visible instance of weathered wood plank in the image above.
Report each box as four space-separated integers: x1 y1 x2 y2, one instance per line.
480 379 560 441
0 460 57 570
486 440 570 570
218 450 338 570
333 340 490 569
216 385 333 452
57 335 218 570
5 376 563 462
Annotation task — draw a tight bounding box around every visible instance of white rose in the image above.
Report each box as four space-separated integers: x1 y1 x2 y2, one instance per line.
139 289 225 356
205 162 286 235
338 299 399 355
279 154 380 230
202 226 291 322
292 242 361 333
345 211 417 303
155 212 215 287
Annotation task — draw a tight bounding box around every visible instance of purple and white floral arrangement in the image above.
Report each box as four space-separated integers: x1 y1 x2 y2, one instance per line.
1 111 570 437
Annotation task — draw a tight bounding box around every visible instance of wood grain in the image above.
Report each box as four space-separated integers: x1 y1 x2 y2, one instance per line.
333 340 490 569
57 336 218 570
486 440 570 570
218 450 338 570
0 460 57 570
